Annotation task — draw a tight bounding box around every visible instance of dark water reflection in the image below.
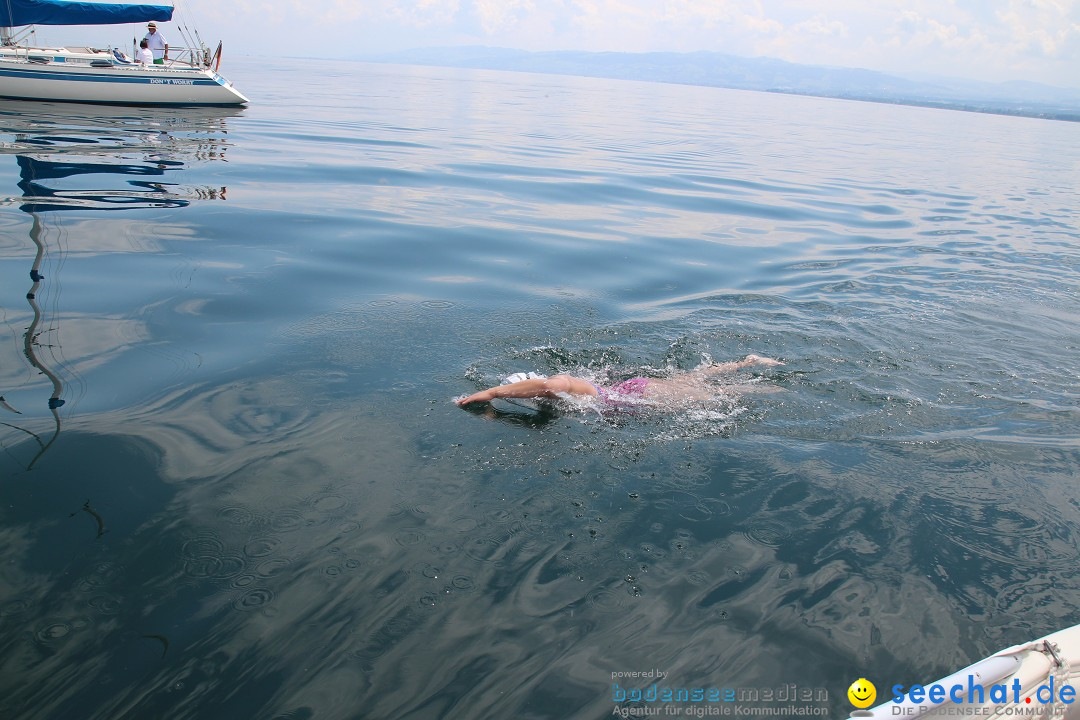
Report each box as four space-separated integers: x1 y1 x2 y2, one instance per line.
1 63 1080 719
9 403 1078 717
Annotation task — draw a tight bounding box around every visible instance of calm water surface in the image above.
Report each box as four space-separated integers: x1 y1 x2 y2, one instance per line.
1 57 1078 719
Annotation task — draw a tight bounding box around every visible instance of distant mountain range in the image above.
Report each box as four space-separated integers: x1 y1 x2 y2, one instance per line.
357 46 1080 123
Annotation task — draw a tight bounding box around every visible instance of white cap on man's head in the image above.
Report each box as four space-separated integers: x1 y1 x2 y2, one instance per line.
147 21 157 28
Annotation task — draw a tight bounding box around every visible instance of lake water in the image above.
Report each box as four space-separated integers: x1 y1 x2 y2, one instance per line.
1 56 1078 720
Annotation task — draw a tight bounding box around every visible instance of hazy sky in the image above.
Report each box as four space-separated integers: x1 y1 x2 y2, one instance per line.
37 0 1080 88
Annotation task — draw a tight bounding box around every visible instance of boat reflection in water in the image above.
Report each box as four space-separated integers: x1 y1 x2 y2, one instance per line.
0 100 240 468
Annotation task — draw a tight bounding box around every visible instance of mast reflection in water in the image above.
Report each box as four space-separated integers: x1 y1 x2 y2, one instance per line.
0 101 240 468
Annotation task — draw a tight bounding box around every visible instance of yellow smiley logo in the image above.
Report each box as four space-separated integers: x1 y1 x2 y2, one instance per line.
848 678 877 708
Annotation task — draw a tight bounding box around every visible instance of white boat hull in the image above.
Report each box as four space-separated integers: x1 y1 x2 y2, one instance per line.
0 57 248 106
864 624 1080 720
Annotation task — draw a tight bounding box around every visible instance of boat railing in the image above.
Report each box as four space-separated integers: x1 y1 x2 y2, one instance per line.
0 41 223 72
132 43 223 71
161 45 214 69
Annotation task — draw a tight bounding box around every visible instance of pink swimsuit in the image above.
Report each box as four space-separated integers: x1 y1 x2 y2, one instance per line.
594 377 650 402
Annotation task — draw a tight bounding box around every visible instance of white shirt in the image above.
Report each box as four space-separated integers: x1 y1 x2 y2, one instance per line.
137 47 153 65
143 30 167 59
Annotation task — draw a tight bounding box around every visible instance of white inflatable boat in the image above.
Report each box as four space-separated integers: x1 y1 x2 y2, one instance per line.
862 624 1080 720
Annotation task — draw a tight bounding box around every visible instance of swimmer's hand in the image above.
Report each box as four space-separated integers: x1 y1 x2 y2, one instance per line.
456 390 495 406
456 376 595 407
744 354 784 366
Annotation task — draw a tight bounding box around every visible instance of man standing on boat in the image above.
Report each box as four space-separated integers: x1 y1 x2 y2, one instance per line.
143 21 169 65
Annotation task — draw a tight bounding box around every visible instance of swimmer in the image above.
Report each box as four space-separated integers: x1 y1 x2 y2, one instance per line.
455 354 783 407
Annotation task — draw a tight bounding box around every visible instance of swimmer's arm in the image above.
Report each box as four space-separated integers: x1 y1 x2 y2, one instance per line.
456 375 597 406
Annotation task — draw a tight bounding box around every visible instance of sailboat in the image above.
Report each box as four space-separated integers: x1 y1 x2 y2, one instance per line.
0 0 248 105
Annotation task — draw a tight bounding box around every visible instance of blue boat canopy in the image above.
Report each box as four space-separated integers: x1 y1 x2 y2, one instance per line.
1 0 173 27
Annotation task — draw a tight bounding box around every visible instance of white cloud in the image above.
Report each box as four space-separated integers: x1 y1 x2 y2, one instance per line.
661 0 741 26
392 0 462 27
659 0 783 37
474 0 535 34
318 0 462 25
793 14 849 37
996 0 1080 56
